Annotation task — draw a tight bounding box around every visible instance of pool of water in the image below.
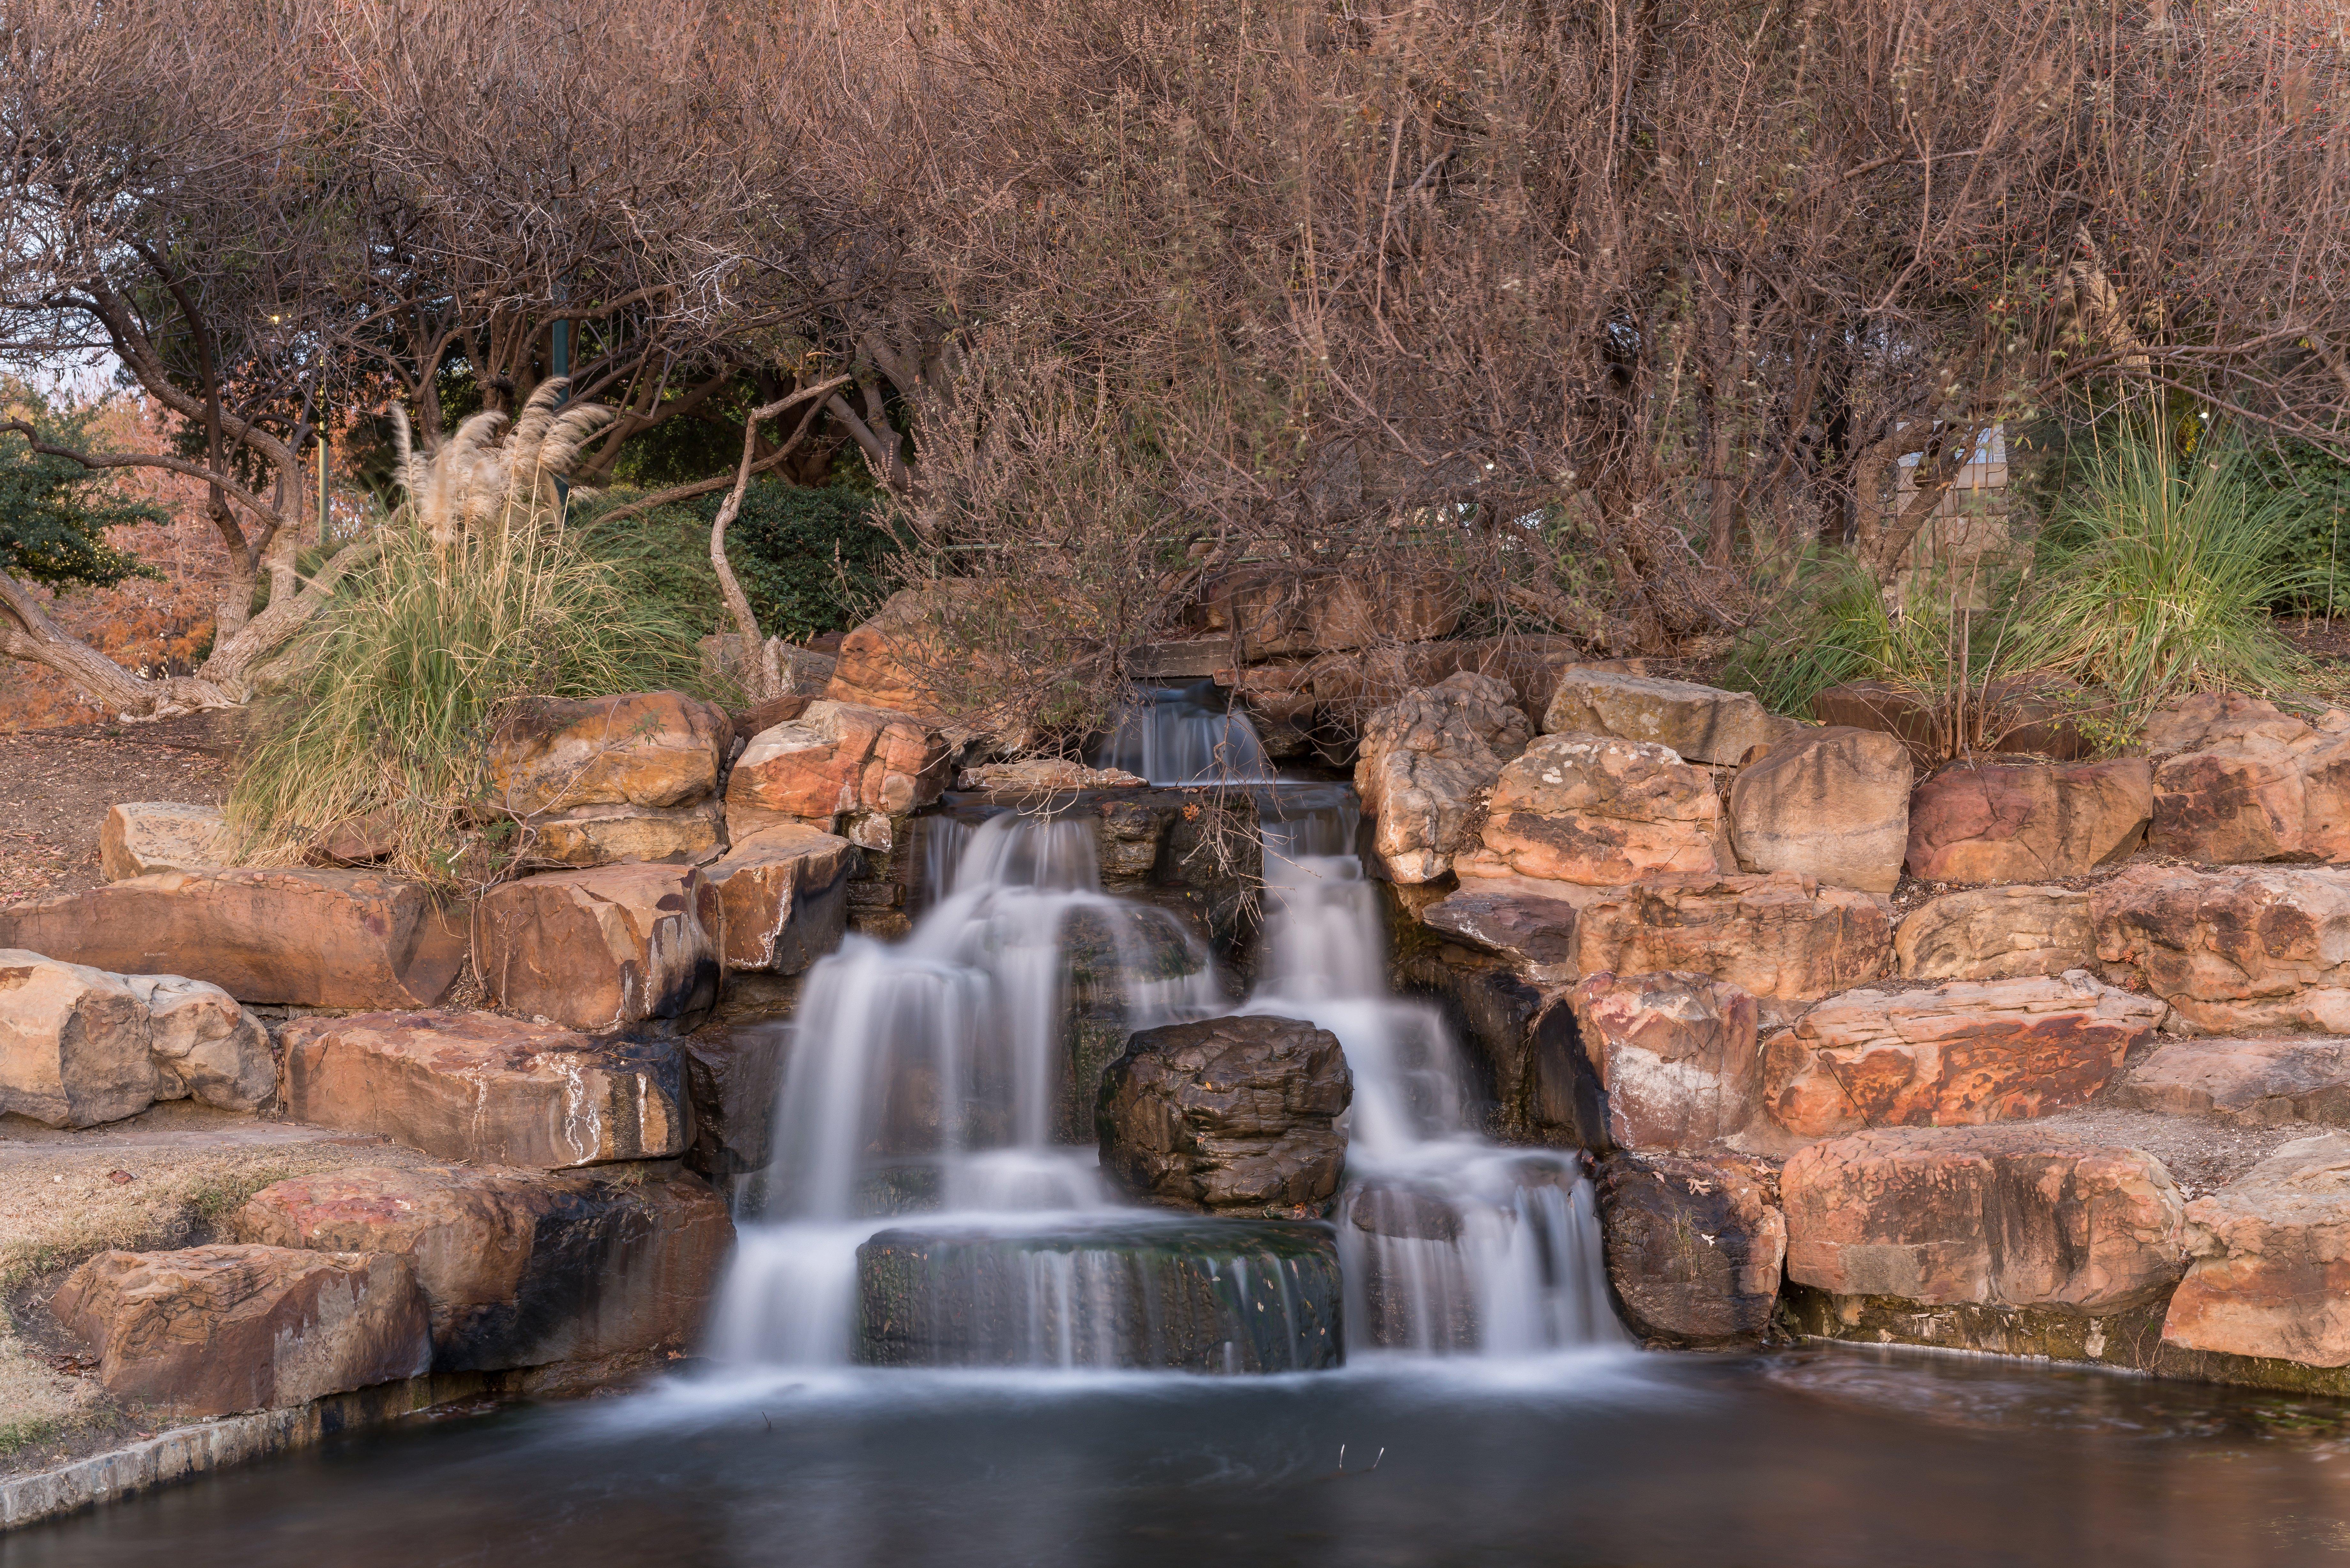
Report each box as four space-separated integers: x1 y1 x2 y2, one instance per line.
16 1347 2350 1567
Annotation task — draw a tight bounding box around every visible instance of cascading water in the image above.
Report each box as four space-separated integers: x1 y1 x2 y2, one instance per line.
1093 680 1277 785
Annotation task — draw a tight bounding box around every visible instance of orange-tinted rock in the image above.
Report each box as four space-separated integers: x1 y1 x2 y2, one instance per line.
487 690 730 816
2092 865 2350 1034
1904 758 2152 883
520 799 727 869
1355 673 1532 882
1462 733 1725 886
1097 1014 1352 1212
277 1011 689 1169
2142 691 2310 755
1728 727 1912 894
2116 1037 2350 1127
1570 872 1892 1006
1782 1126 2186 1310
0 869 466 1009
824 588 977 718
50 1245 430 1417
1568 971 1760 1150
704 823 855 973
474 863 720 1034
2163 1133 2350 1366
230 1164 733 1372
725 700 951 833
98 802 225 881
1761 973 2165 1139
1543 671 1794 763
1894 885 2095 982
1596 1152 1784 1346
2151 718 2350 865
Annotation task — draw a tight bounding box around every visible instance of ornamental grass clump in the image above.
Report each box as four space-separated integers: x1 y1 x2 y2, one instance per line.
227 381 700 886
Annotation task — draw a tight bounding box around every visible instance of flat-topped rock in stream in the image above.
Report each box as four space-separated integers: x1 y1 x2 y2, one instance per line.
278 1011 689 1169
0 868 468 1009
2117 1037 2350 1127
1595 1151 1784 1348
1096 1014 1351 1213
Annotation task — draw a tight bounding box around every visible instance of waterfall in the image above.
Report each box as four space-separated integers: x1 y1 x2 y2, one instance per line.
1093 681 1277 786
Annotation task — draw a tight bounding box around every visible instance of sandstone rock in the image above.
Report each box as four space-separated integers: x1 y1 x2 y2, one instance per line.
703 823 855 974
824 587 978 718
1727 727 1912 894
488 690 730 816
1191 563 1459 657
2163 1133 2350 1365
50 1244 431 1416
1595 1152 1784 1346
125 973 272 1111
1419 884 1589 970
1904 758 2152 883
1568 971 1760 1150
474 863 720 1034
1543 671 1789 764
1895 885 2095 982
2151 719 2350 865
98 802 225 882
1096 1014 1351 1212
1762 972 2165 1139
1463 733 1724 886
1781 1126 2187 1310
0 869 467 1009
725 700 951 833
278 1011 689 1169
955 759 1148 792
521 799 726 869
2142 691 2309 755
0 953 272 1128
2117 1037 2350 1127
1571 872 1892 1006
682 1023 788 1177
1354 672 1533 882
230 1164 732 1372
2093 865 2350 1034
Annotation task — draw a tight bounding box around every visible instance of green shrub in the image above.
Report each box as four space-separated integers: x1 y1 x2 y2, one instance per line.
694 479 902 642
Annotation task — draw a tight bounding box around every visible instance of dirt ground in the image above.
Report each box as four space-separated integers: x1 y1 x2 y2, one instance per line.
0 712 242 908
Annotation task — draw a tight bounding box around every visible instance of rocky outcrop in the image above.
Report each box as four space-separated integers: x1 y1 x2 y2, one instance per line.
1096 1014 1351 1212
99 803 226 882
50 1245 431 1417
0 952 272 1128
702 823 855 974
2151 712 2350 865
1461 733 1725 886
1543 671 1790 764
277 1011 689 1169
682 1024 788 1178
230 1164 732 1372
1570 872 1892 1008
1727 727 1911 894
1354 672 1532 882
2163 1133 2350 1366
2116 1037 2350 1127
1781 1127 2187 1311
724 700 952 837
2092 865 2350 1034
473 863 720 1034
0 868 467 1009
487 690 730 817
1762 972 2164 1139
519 800 726 870
1894 885 2094 982
1904 759 2152 883
1567 971 1760 1150
1595 1152 1784 1347
1190 563 1459 657
825 586 1005 719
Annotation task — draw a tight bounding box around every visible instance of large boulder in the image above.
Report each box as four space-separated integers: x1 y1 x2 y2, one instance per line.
1595 1152 1784 1347
2116 1037 2350 1127
2093 865 2350 1034
486 690 729 817
682 1023 788 1177
1096 1014 1351 1213
519 800 726 870
1354 672 1532 882
1894 885 2095 982
1543 671 1789 764
1460 733 1725 886
2163 1133 2350 1366
702 823 856 974
1904 758 2152 883
0 952 271 1128
1781 1126 2187 1311
1762 972 2164 1139
0 868 467 1009
1566 971 1760 1150
2151 714 2350 865
725 700 951 836
826 586 1004 718
474 862 720 1034
1570 872 1892 1008
1419 882 1589 973
99 802 226 882
277 1011 689 1169
230 1164 732 1372
50 1244 431 1417
1727 727 1912 894
2142 691 2315 755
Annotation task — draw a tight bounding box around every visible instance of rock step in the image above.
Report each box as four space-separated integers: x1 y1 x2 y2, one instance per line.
2117 1037 2350 1127
0 951 270 1129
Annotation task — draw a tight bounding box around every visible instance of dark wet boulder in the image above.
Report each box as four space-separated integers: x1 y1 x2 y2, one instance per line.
1595 1151 1785 1348
1096 1014 1351 1213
